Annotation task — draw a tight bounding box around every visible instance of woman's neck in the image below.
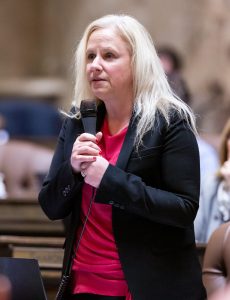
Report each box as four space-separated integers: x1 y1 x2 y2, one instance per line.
104 101 132 135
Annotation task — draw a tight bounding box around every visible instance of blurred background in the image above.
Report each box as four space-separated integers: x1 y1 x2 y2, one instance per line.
0 0 230 135
0 0 229 298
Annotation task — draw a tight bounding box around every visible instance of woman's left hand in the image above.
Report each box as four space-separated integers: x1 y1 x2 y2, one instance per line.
220 160 230 189
80 156 109 188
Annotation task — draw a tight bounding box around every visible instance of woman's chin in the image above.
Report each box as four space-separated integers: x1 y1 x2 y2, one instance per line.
91 90 109 101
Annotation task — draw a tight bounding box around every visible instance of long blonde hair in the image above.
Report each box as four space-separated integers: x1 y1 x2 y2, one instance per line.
73 14 196 148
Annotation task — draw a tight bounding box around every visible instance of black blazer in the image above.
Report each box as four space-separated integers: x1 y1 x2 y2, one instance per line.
39 105 206 300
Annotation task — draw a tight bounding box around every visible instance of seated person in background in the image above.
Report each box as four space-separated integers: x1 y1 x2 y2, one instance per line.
0 275 11 300
0 113 54 200
202 221 230 298
195 118 230 243
158 46 191 105
0 140 53 199
158 46 219 187
197 136 219 188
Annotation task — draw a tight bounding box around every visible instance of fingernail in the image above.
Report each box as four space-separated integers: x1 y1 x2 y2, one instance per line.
93 156 97 160
99 150 102 155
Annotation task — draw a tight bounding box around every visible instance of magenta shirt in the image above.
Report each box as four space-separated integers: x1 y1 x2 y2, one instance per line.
71 118 132 299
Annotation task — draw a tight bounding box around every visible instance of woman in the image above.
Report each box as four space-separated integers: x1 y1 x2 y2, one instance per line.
195 118 230 243
39 14 206 300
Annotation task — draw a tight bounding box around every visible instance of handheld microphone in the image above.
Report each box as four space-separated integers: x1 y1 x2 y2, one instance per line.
80 99 97 135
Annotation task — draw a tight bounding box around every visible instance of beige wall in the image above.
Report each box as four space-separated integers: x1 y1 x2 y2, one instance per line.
0 0 42 76
0 0 229 133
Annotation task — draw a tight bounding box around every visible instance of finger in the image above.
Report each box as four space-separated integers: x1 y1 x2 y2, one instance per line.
225 160 230 166
72 142 101 155
72 146 101 156
96 131 103 142
74 139 101 151
223 161 230 169
77 133 98 143
72 155 96 164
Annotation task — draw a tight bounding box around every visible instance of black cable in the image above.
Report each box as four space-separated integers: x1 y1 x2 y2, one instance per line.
55 187 96 300
74 187 96 256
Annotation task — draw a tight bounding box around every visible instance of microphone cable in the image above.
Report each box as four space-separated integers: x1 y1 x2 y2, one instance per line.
55 186 96 300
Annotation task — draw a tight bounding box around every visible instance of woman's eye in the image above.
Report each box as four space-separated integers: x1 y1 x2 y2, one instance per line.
87 53 95 60
105 52 114 59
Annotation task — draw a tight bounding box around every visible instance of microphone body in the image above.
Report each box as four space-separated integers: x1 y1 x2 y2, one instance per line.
80 99 97 135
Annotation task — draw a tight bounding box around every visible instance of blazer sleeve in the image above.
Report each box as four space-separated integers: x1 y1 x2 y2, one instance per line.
38 117 83 220
95 117 200 228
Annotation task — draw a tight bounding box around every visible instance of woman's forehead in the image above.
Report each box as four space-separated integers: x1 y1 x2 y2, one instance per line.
87 27 131 52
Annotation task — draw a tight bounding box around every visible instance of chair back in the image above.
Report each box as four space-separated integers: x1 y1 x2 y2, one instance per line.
202 221 230 297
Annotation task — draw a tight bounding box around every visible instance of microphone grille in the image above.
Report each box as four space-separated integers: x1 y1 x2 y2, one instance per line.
80 99 97 118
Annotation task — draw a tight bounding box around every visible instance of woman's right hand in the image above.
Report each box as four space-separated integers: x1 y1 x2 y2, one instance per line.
71 132 102 173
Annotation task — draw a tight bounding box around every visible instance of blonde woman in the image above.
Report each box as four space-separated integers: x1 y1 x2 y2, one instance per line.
39 14 206 300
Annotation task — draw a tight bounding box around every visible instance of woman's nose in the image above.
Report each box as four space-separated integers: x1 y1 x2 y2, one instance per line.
90 57 102 72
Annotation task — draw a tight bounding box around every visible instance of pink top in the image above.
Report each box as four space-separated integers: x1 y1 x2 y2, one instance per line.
71 118 132 299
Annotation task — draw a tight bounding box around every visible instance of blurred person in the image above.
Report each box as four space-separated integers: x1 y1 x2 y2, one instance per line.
0 140 53 199
0 112 54 199
0 275 11 300
158 46 219 188
208 285 230 300
195 118 230 243
39 14 206 300
197 136 219 188
158 46 191 105
0 115 9 199
202 221 230 298
0 115 9 146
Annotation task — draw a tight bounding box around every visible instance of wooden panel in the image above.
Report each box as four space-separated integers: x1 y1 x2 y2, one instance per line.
11 246 64 269
0 234 64 297
0 234 64 298
0 199 64 236
0 235 64 247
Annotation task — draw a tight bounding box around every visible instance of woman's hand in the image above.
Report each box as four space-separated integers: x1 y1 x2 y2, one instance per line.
220 160 230 190
71 132 102 173
81 155 109 188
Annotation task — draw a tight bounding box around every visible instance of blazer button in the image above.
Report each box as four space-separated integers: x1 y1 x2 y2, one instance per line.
62 190 67 197
114 203 120 208
120 205 125 210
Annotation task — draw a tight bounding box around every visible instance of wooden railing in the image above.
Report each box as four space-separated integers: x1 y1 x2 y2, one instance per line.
0 198 65 299
0 199 64 236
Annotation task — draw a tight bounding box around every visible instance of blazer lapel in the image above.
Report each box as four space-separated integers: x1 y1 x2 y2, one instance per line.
116 115 137 170
96 102 137 170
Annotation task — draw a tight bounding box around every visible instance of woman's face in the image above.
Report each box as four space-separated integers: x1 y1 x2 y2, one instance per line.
86 27 133 102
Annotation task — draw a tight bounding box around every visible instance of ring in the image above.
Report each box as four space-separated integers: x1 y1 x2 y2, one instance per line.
81 171 86 177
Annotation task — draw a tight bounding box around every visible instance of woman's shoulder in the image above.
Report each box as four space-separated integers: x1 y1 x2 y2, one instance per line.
155 106 193 132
